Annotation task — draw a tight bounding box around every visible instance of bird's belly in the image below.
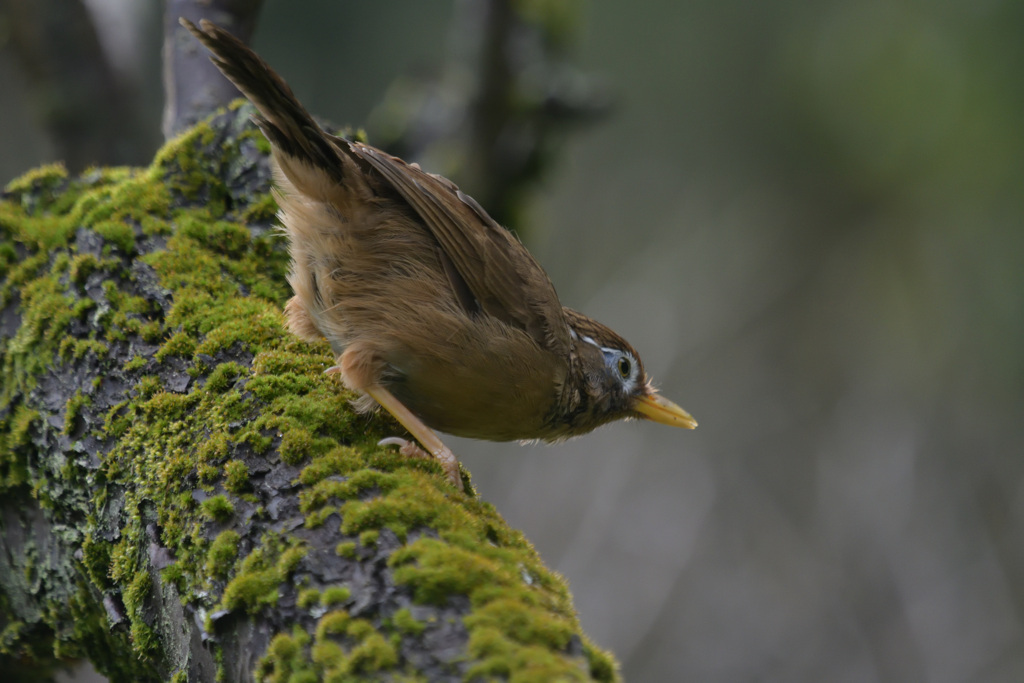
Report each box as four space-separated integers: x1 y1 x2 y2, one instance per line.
398 392 553 442
383 336 562 442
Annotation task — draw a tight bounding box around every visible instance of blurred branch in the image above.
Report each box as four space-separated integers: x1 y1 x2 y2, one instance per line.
369 0 609 233
0 0 148 170
161 0 263 139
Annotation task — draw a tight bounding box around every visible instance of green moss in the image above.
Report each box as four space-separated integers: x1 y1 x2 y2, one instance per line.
1 268 80 405
102 402 130 440
223 460 249 493
268 630 301 660
3 162 67 196
241 192 277 223
221 565 280 614
123 570 159 657
155 331 197 362
80 172 171 230
139 320 163 342
93 219 136 253
197 431 230 464
139 214 170 236
104 280 147 311
206 361 244 392
259 603 420 682
0 253 43 307
206 530 241 578
278 427 313 465
58 336 108 363
62 391 90 435
392 539 500 605
0 620 27 653
277 425 336 466
277 545 306 576
0 405 38 487
79 533 112 590
218 538 306 616
134 375 162 399
311 640 345 671
346 630 398 673
297 588 321 609
298 448 365 487
68 253 102 284
197 463 219 484
257 628 315 683
0 114 308 678
334 541 357 559
304 504 338 529
201 495 235 522
358 530 379 548
392 608 425 636
465 598 573 650
585 645 618 683
322 586 350 607
316 610 349 640
467 640 588 681
122 355 146 372
179 218 251 257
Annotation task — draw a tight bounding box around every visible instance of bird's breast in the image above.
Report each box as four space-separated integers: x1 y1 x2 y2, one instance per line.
380 317 567 442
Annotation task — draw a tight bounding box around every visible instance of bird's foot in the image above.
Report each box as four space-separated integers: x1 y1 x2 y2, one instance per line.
378 436 431 460
378 437 463 491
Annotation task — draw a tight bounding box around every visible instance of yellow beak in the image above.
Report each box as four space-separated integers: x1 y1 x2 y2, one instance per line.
632 392 698 429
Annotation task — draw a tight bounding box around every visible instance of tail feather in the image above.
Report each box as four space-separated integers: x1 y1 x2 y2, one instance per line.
180 18 347 189
182 17 370 350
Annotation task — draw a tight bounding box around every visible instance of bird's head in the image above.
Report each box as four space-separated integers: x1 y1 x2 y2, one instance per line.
563 310 697 433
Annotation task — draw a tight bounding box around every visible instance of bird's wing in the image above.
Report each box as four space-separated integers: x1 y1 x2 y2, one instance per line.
353 143 571 357
183 18 569 357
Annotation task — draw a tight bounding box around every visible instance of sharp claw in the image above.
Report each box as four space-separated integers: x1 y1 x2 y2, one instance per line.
378 436 464 490
378 436 430 460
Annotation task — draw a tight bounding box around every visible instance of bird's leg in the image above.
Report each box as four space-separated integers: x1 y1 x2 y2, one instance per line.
327 346 464 491
364 385 464 491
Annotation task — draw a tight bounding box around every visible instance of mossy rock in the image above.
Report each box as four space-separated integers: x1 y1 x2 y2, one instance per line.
0 105 618 682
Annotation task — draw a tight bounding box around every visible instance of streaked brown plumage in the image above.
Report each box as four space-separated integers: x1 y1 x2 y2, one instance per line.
183 19 696 491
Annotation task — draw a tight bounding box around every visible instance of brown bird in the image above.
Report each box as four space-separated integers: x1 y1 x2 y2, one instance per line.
183 19 696 491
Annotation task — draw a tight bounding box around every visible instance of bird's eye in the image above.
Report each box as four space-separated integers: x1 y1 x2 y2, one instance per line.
617 357 631 379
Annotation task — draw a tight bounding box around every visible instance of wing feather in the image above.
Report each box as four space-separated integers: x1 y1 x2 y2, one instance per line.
353 144 570 356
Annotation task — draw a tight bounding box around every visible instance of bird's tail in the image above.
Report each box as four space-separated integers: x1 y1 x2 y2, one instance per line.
181 18 375 349
180 18 356 202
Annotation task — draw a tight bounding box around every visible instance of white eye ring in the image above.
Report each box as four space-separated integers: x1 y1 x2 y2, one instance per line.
602 347 638 390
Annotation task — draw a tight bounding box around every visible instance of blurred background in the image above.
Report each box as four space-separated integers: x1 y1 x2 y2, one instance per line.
4 0 1023 680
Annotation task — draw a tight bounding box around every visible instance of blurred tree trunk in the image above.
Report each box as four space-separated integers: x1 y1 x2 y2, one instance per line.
0 0 152 170
162 0 264 138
